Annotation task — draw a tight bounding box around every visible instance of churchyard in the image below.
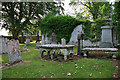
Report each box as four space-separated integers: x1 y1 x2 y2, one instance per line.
1 42 117 78
0 1 120 79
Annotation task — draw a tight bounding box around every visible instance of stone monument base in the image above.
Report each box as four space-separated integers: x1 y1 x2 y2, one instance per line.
99 42 113 48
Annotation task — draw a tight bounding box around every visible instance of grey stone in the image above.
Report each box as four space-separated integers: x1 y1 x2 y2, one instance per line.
36 41 41 48
41 34 45 45
26 39 30 46
61 38 66 45
0 36 9 54
99 26 113 48
23 45 27 51
0 36 2 54
51 33 56 44
68 24 84 46
8 40 22 64
99 42 113 48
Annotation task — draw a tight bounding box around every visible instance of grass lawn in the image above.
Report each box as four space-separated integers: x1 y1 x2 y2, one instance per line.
1 42 115 78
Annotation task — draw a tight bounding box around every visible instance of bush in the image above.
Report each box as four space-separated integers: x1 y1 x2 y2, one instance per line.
40 13 91 43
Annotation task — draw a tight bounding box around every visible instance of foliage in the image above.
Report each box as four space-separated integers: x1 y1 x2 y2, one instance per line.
2 2 63 39
113 1 120 43
2 43 115 78
40 14 91 43
69 1 112 42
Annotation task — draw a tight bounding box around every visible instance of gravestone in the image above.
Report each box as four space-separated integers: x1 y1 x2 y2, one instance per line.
41 34 45 45
0 37 9 54
45 33 50 44
26 36 30 46
36 41 41 49
51 32 56 44
8 40 22 64
3 38 8 53
61 38 66 45
68 24 84 46
23 45 27 51
99 26 113 48
0 36 2 54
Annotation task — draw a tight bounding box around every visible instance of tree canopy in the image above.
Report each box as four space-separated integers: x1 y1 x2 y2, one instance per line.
2 2 64 39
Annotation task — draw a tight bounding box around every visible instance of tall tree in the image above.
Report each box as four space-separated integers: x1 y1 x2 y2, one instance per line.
2 2 64 39
69 1 111 20
113 1 120 43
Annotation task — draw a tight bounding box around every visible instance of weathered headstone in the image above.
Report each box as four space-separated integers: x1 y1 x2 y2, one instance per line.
68 24 84 46
51 32 56 44
41 34 45 45
45 33 50 44
26 36 30 46
36 41 41 49
23 45 27 51
0 36 2 54
61 38 66 45
99 26 113 48
8 40 22 64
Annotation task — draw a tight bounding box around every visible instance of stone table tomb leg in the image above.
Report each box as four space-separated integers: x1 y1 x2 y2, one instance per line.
51 50 55 59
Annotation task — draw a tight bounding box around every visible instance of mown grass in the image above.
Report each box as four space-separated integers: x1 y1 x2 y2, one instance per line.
2 42 115 78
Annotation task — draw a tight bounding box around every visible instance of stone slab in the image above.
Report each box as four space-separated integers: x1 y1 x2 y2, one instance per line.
82 48 118 52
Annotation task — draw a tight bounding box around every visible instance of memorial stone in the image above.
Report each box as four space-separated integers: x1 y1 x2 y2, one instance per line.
41 34 45 45
61 38 66 45
23 45 27 51
99 26 113 48
26 36 30 46
51 33 56 44
0 36 2 54
8 40 22 64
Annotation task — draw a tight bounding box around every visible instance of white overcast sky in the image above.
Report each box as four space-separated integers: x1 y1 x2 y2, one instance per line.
0 0 115 36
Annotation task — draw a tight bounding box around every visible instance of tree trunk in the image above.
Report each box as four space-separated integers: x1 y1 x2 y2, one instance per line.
36 31 40 43
12 32 19 40
21 32 24 43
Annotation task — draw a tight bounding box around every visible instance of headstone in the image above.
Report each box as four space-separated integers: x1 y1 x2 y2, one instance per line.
99 26 113 48
23 45 27 51
41 34 45 45
26 36 30 46
8 40 22 64
36 41 41 48
0 36 2 54
45 33 50 44
0 37 9 54
61 38 66 45
51 32 56 44
68 24 84 46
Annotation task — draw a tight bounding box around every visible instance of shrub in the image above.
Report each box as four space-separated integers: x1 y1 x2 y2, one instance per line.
40 13 91 43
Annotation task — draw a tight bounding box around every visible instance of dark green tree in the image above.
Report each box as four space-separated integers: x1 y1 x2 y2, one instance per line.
2 2 64 39
113 1 120 43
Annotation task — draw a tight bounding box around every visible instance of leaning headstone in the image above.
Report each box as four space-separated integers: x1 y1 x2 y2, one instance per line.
99 26 113 48
61 38 66 45
68 24 84 46
26 36 30 46
51 32 56 44
8 40 22 64
23 45 27 51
